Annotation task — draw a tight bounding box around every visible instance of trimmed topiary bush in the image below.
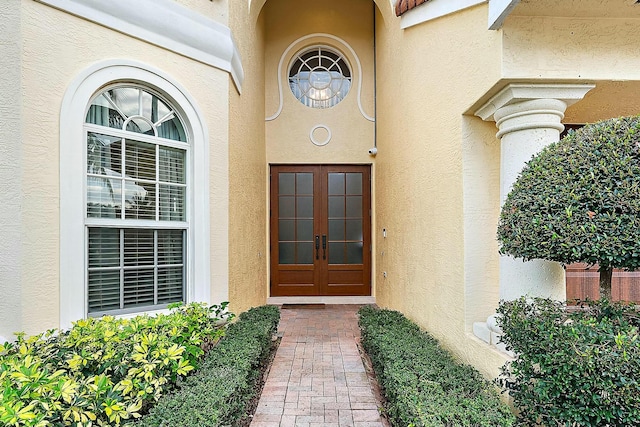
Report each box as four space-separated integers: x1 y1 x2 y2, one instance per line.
497 115 640 298
0 303 232 427
136 305 280 427
358 306 515 427
497 297 640 426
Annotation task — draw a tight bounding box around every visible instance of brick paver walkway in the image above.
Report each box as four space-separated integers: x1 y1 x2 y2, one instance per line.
250 305 385 427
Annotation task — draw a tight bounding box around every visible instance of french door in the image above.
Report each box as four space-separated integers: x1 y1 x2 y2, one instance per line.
270 165 371 296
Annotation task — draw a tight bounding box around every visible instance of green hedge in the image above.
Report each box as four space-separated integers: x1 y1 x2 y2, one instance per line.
358 306 514 427
0 303 232 427
136 305 280 427
497 297 640 426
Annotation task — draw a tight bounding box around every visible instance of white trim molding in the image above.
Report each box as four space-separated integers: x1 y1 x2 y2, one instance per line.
475 83 596 122
266 33 375 123
400 0 486 29
309 124 332 146
488 0 520 30
34 0 244 93
59 59 212 329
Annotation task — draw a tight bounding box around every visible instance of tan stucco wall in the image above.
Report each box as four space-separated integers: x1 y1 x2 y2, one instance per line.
374 4 508 378
174 0 228 25
372 2 640 379
227 1 269 314
502 16 640 82
0 0 23 342
498 13 640 126
7 1 230 337
461 116 502 332
263 0 376 165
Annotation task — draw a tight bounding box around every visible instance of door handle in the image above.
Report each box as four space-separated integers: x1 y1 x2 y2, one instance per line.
315 235 320 260
322 235 327 260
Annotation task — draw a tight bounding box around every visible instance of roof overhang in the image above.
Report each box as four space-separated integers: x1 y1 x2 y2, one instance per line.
488 0 520 30
396 0 520 30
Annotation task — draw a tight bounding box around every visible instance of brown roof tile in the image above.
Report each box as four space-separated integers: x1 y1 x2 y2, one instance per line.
395 0 430 17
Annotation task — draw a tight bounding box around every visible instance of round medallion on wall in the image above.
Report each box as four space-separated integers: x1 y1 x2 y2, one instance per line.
309 124 332 146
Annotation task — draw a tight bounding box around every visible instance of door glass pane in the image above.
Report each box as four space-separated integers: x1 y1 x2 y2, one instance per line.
279 196 295 218
346 173 362 195
279 219 295 241
296 173 313 195
297 196 313 218
346 196 362 217
279 242 295 264
329 242 344 264
279 173 295 195
328 173 345 195
327 172 364 265
278 171 315 265
328 219 345 241
297 242 313 264
346 219 363 241
328 196 345 218
346 242 363 264
296 219 313 241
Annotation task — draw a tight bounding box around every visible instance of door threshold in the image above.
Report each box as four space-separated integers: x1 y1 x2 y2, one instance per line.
267 296 376 305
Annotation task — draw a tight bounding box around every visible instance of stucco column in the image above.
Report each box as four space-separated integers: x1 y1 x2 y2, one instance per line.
495 98 568 301
473 84 594 349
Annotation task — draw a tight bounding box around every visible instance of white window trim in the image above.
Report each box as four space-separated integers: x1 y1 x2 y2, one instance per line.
60 60 211 329
266 33 374 122
400 0 486 29
34 0 244 93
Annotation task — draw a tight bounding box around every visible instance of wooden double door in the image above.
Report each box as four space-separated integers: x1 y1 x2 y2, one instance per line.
270 165 371 296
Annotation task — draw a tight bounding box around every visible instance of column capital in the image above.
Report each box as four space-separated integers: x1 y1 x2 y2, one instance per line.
493 98 567 139
475 83 595 122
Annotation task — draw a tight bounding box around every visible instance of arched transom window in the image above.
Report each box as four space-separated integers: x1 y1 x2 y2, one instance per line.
288 46 352 109
84 85 188 316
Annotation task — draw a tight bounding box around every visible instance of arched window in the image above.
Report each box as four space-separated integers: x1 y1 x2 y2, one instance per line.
84 86 189 315
60 61 213 327
288 46 351 109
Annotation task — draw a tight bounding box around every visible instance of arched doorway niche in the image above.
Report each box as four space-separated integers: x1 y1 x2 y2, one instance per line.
248 0 395 25
262 0 379 164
